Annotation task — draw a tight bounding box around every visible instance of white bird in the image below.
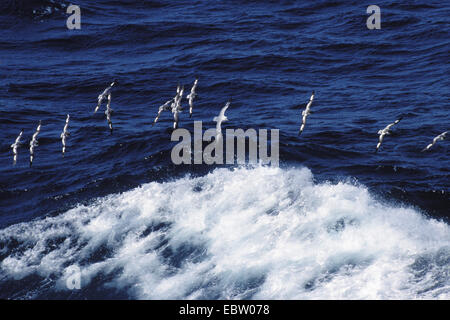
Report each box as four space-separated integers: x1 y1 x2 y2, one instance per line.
299 91 315 135
422 131 447 152
11 129 24 165
213 101 230 139
170 84 181 110
61 114 70 157
172 85 184 129
94 80 117 113
153 85 184 128
186 79 198 118
376 117 402 152
29 121 41 167
105 93 113 132
153 99 172 126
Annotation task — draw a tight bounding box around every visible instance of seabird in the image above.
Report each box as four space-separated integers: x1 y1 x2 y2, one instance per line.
169 84 181 110
29 121 41 167
375 117 402 152
153 85 182 128
172 85 184 129
186 79 198 118
94 80 117 113
152 99 172 126
105 93 113 132
422 131 447 152
298 91 315 135
213 101 230 139
11 129 24 165
61 114 70 157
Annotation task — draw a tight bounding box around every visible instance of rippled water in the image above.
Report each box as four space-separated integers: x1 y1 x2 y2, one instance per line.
0 0 448 299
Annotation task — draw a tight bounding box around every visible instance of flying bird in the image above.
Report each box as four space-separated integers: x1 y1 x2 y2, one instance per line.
172 85 184 129
422 131 447 152
94 80 117 113
29 121 41 167
153 99 172 126
375 117 402 152
169 84 181 110
105 93 113 132
213 101 230 139
153 85 184 128
299 91 315 135
11 129 24 165
186 79 198 118
61 114 70 157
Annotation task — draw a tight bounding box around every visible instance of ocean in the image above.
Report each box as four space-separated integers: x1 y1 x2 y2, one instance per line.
0 0 448 299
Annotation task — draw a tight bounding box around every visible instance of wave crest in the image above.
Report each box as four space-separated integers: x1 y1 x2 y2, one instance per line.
0 166 449 299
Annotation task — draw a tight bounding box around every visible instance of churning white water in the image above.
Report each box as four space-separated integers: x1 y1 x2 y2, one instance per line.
0 166 449 299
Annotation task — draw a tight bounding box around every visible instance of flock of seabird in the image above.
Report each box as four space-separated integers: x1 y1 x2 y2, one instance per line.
10 80 117 167
298 91 447 153
151 79 231 142
94 80 116 114
152 81 195 129
8 80 448 166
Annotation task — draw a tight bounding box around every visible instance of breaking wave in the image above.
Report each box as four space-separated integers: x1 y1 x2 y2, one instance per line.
0 166 449 299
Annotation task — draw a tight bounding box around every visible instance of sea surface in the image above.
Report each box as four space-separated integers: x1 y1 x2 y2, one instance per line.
0 0 449 299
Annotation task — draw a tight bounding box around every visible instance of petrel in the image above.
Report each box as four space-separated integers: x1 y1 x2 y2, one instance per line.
299 91 315 135
153 99 172 126
153 85 183 128
172 85 184 129
105 93 113 132
186 79 198 118
94 80 117 113
375 117 402 152
170 84 181 110
61 114 70 157
29 121 41 167
11 129 24 165
422 131 447 152
213 101 230 139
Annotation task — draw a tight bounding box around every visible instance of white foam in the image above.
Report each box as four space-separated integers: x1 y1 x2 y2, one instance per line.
0 166 449 299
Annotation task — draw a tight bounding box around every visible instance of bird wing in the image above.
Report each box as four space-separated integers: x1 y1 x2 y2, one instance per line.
154 100 171 123
219 101 230 118
438 131 448 140
384 118 401 131
385 123 395 131
189 80 198 97
15 132 23 144
432 135 440 143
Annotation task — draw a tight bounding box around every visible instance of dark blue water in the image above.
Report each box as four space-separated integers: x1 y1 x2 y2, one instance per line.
0 0 448 299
